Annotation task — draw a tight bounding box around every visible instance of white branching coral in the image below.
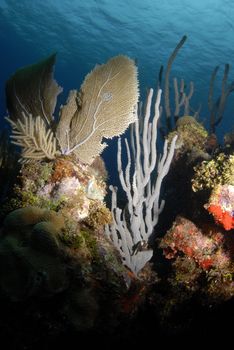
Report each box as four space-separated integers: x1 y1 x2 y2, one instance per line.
5 113 58 162
105 89 177 276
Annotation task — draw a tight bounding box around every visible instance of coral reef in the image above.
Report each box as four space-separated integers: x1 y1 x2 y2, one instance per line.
0 54 157 340
0 152 157 332
0 43 233 346
0 199 155 331
160 216 234 302
192 153 234 230
154 60 234 331
6 155 108 220
167 115 209 162
192 153 234 191
205 184 234 230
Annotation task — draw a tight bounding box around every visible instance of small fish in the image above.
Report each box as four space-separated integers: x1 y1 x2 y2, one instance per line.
131 240 148 255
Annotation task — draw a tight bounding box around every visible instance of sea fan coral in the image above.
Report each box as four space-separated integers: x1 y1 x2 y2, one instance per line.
5 54 139 165
56 55 139 164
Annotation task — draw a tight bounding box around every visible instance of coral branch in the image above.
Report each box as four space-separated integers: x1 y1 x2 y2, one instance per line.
105 88 177 275
5 112 58 162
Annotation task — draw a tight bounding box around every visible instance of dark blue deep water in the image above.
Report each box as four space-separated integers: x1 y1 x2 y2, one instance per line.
0 1 233 347
1 0 234 183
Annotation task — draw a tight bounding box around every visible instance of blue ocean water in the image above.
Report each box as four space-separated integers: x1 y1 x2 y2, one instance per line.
0 0 234 182
0 2 234 344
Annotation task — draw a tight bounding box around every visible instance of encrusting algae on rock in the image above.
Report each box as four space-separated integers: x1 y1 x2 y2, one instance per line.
192 153 234 230
167 115 210 162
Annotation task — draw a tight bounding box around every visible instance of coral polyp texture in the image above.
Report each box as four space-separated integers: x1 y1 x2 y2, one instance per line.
192 153 234 230
192 153 234 192
160 216 234 301
167 115 209 162
9 155 110 224
205 184 234 230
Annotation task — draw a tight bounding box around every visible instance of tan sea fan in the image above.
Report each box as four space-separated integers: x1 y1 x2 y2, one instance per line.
56 55 139 164
5 54 139 164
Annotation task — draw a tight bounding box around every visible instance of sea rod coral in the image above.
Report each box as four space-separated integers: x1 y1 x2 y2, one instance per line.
105 88 177 275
